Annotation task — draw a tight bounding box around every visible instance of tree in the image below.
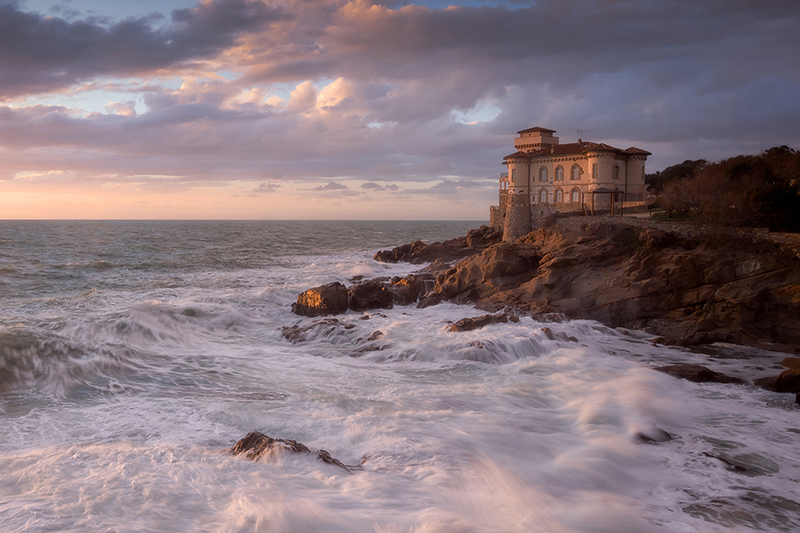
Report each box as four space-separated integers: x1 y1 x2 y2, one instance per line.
655 147 800 232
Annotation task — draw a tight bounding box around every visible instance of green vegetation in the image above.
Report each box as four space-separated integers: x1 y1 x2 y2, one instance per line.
645 159 706 193
649 146 800 233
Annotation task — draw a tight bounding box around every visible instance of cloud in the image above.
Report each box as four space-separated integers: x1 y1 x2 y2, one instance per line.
288 80 317 111
0 0 289 99
312 181 348 191
1 0 799 219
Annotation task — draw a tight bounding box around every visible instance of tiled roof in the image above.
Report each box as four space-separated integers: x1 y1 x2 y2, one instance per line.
503 141 651 159
517 126 557 134
622 147 653 155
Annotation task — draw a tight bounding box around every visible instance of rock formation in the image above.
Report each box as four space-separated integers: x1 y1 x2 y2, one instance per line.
291 282 349 317
755 357 800 402
395 220 800 352
447 313 519 332
654 364 745 384
291 218 799 353
229 431 357 472
373 225 503 264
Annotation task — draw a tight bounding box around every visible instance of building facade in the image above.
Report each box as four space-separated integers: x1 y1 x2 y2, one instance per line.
489 127 651 241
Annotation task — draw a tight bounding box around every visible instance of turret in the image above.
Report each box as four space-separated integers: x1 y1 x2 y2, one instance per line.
503 156 531 242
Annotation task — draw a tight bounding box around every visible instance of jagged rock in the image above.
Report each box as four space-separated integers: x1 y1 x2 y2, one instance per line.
448 313 518 332
654 364 745 384
348 280 394 311
291 282 349 317
395 220 800 352
390 274 426 305
434 244 541 303
281 318 355 343
465 225 504 248
417 292 444 309
294 219 800 353
373 225 502 265
229 431 357 473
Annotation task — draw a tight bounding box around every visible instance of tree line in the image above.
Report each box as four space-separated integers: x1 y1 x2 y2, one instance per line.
645 146 800 233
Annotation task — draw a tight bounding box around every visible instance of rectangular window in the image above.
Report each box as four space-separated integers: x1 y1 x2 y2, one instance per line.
511 169 516 182
592 164 597 179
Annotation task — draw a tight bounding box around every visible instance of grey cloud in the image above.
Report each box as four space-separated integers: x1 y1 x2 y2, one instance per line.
251 181 280 194
312 181 348 191
0 0 290 99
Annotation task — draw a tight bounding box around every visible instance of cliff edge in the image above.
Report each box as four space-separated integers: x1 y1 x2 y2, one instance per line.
380 218 800 352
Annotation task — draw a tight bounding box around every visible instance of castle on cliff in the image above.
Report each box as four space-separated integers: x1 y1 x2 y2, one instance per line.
490 127 652 241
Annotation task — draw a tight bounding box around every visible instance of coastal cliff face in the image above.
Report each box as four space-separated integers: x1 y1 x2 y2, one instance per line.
424 220 800 351
290 218 799 352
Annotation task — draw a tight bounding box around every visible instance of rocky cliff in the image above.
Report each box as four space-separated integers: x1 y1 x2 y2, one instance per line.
291 218 799 353
427 219 800 352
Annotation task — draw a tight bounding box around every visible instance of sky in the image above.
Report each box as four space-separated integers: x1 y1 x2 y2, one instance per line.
1 0 798 220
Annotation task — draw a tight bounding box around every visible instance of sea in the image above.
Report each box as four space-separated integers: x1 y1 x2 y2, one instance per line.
1 220 799 533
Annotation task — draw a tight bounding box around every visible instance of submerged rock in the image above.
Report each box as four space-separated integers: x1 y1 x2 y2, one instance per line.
280 318 355 343
229 431 357 473
447 313 519 332
654 364 745 384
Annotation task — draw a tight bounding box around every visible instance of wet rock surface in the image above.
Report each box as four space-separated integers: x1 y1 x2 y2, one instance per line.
654 364 746 384
291 282 349 317
375 219 800 353
373 225 502 264
280 318 356 343
755 357 800 401
229 431 358 473
291 274 432 317
291 218 800 354
447 313 519 332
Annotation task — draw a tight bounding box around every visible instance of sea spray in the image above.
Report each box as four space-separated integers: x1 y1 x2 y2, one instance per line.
1 220 799 532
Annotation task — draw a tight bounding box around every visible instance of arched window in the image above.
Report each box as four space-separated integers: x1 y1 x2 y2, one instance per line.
539 166 547 182
571 189 580 203
511 169 516 183
613 165 620 180
555 166 563 181
555 189 563 202
571 165 581 180
531 192 537 204
539 189 547 204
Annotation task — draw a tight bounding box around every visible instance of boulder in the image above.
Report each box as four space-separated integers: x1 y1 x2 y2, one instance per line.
448 313 519 332
755 367 800 394
229 431 356 473
654 364 744 384
390 274 426 305
781 357 800 370
291 282 349 317
348 280 394 311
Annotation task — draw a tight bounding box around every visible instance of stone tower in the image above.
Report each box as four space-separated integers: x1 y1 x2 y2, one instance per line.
503 153 531 242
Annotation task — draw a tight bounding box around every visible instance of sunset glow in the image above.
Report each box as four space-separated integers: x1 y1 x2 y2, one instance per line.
1 0 798 219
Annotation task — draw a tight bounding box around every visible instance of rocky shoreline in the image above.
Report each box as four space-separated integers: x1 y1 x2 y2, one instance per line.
289 217 800 399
